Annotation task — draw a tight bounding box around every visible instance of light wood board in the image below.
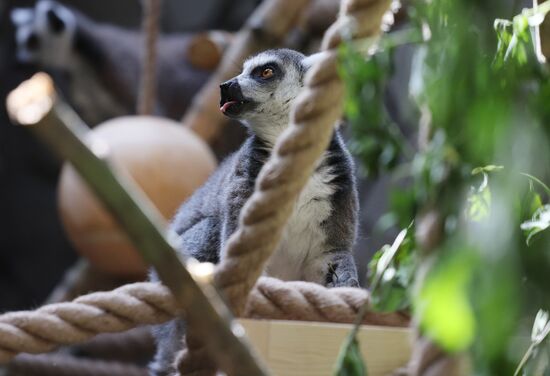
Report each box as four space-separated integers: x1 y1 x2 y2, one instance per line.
239 319 412 376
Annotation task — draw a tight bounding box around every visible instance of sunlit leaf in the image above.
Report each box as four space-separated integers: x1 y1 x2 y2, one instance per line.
368 228 416 312
493 0 550 67
514 310 550 376
521 172 550 196
466 172 492 221
532 310 550 345
529 192 544 216
471 165 504 175
376 229 407 278
416 251 476 352
521 204 550 245
333 337 367 376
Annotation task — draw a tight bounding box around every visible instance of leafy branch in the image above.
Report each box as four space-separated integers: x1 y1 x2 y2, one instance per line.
514 310 550 376
494 0 550 66
333 227 414 375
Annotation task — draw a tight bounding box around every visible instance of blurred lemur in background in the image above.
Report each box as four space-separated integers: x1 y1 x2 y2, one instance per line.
11 0 211 125
149 48 359 375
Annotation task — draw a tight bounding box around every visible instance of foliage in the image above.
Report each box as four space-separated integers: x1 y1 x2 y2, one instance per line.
521 204 550 245
416 248 477 352
494 2 550 68
515 310 550 376
333 228 413 375
337 0 550 374
367 227 415 312
466 165 503 222
339 45 404 177
333 336 367 376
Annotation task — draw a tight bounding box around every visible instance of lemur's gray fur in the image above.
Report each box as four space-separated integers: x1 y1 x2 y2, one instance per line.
149 49 359 376
11 1 210 125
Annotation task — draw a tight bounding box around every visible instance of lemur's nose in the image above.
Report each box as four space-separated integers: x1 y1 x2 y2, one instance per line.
220 81 230 97
220 80 237 95
220 80 242 104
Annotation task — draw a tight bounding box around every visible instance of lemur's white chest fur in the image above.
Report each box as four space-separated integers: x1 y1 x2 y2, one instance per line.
264 156 336 283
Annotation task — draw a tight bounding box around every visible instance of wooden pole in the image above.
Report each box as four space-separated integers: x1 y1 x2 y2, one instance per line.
6 73 270 376
137 0 161 115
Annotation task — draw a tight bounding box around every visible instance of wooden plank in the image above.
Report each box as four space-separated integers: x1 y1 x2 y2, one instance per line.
239 319 411 376
241 318 270 356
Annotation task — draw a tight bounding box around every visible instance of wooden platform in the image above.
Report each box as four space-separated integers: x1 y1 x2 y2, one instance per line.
240 319 412 376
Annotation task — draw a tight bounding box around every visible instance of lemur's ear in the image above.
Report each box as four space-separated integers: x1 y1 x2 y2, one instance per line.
10 8 34 27
301 52 327 70
46 7 66 33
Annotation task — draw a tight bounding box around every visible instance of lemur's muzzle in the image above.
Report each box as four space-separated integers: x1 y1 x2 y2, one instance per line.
219 79 248 117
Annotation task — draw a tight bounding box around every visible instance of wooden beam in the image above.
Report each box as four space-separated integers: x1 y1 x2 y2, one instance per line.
240 319 412 376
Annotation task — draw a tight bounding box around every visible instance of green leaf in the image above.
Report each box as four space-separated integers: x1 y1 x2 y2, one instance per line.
471 165 504 175
370 279 408 313
521 204 550 245
375 229 407 279
367 227 416 312
521 172 550 196
532 310 550 345
529 192 544 216
466 172 492 221
415 251 476 352
493 0 550 67
333 337 367 376
514 310 550 376
338 43 406 177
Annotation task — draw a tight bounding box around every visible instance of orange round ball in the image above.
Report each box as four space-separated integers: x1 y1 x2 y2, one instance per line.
57 116 217 278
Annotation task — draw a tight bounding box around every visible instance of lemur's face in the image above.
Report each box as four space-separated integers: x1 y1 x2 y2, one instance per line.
11 1 76 68
220 49 318 143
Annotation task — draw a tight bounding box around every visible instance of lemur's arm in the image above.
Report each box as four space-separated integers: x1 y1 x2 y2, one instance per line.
219 138 266 260
219 175 255 260
318 135 360 288
325 186 359 287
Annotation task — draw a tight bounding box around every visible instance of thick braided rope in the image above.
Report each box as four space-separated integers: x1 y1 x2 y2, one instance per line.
215 0 393 318
248 277 408 326
0 278 408 363
0 282 176 363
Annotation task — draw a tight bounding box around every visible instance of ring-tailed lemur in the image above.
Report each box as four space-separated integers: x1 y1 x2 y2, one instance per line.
149 48 359 376
11 0 210 125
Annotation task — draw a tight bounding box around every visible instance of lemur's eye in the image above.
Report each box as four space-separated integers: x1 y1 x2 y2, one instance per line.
260 67 274 79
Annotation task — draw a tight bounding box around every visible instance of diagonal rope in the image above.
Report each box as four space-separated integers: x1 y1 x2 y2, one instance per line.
177 0 394 374
216 0 393 319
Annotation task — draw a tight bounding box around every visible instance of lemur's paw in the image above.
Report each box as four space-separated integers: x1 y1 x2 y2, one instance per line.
327 273 359 288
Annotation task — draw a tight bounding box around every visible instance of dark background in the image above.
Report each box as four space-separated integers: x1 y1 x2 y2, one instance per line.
0 0 261 311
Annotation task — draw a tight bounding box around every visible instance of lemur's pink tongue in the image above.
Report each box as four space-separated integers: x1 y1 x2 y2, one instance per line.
220 101 238 113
